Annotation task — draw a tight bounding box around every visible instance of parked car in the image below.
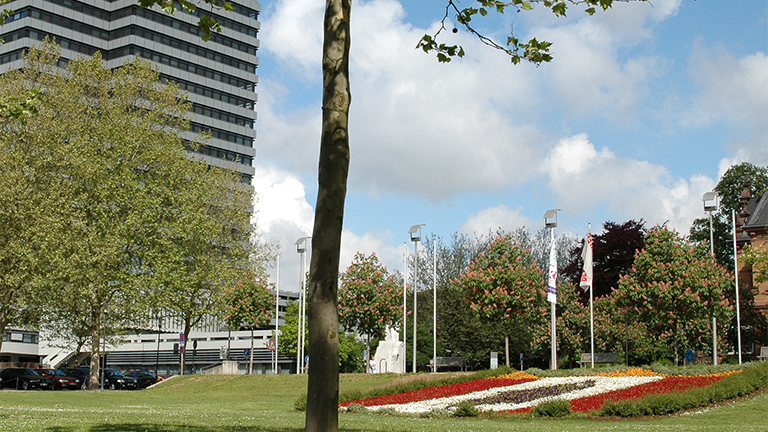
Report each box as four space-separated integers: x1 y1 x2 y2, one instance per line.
102 369 138 390
126 370 163 389
35 368 82 390
59 368 90 390
0 368 51 390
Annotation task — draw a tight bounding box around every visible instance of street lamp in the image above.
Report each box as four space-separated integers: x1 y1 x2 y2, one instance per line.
543 209 560 370
274 254 280 375
295 236 310 374
703 191 718 366
409 224 424 373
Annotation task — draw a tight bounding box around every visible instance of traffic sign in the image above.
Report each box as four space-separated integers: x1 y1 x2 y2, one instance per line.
267 338 276 351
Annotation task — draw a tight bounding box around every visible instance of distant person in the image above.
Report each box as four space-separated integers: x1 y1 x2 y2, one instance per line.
369 355 376 374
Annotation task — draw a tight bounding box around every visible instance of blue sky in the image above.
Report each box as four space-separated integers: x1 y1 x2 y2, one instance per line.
251 0 768 292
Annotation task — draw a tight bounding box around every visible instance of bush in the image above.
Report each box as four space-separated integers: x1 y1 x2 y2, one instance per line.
345 403 368 413
293 394 307 411
599 361 768 417
531 399 571 417
453 401 479 417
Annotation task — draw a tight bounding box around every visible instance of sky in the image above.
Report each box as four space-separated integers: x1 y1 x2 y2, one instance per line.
250 0 768 293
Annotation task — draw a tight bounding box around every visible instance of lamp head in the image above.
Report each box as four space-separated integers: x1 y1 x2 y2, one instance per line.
295 236 310 253
408 224 425 243
543 209 561 228
703 191 718 212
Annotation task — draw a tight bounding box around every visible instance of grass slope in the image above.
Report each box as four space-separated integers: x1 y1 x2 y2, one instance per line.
0 371 765 431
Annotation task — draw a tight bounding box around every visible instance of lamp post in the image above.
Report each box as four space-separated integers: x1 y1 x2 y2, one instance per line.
295 236 310 374
703 191 718 366
432 238 437 374
274 254 280 375
409 224 424 373
402 242 407 374
543 209 560 370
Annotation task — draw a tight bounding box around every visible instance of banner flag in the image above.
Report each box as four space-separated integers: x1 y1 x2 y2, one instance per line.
547 237 557 304
580 231 593 291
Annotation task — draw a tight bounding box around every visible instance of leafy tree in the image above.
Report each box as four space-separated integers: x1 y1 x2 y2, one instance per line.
274 300 305 362
274 300 363 373
140 0 650 428
715 163 768 214
145 153 255 375
689 163 768 269
562 220 647 301
0 41 197 387
224 273 276 374
688 163 768 349
613 227 733 366
451 235 546 368
338 252 402 371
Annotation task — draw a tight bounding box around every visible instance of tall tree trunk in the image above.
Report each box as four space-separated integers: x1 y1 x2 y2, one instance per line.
673 320 679 367
89 312 101 390
182 321 191 375
305 0 351 430
0 283 19 355
505 334 510 368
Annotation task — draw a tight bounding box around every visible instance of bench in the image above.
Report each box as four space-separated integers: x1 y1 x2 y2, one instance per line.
577 352 620 368
429 356 469 372
759 347 768 361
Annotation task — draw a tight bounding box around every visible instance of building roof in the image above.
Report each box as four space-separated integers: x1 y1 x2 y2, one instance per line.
745 191 768 228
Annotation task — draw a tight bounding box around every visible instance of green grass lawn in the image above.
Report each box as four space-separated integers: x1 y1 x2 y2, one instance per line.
0 372 765 431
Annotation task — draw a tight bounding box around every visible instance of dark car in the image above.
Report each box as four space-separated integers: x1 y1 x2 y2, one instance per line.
0 368 51 390
60 368 90 390
35 368 81 390
126 370 163 389
102 369 138 390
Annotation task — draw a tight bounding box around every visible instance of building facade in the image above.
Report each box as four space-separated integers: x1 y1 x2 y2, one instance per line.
0 0 259 182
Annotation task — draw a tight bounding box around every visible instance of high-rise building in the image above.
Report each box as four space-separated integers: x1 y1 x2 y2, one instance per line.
0 0 259 182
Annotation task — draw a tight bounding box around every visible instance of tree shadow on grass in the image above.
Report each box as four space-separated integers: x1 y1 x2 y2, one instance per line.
45 425 305 432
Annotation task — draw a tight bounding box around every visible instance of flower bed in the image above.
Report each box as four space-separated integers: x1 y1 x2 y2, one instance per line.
339 375 536 408
340 368 745 416
569 372 737 413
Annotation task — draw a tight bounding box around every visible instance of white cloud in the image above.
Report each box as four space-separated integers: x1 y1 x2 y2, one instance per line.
460 204 534 235
339 230 403 274
260 0 324 76
542 134 717 232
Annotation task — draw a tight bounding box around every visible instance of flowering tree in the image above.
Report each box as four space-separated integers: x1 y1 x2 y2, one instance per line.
451 235 546 368
613 227 733 365
224 273 275 374
338 252 402 371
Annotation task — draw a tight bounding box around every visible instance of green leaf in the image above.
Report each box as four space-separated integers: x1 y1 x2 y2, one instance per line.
522 2 533 11
551 2 567 17
585 7 596 15
479 8 488 17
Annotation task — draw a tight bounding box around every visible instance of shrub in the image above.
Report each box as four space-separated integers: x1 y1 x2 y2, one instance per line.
599 361 768 417
453 401 479 417
293 394 307 411
345 403 368 413
531 399 571 417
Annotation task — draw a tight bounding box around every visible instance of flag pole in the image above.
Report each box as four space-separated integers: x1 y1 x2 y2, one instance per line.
588 224 594 369
732 210 743 365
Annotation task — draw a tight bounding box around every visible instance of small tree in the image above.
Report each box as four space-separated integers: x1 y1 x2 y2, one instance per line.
613 227 733 365
224 273 275 374
451 235 546 368
338 252 402 372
